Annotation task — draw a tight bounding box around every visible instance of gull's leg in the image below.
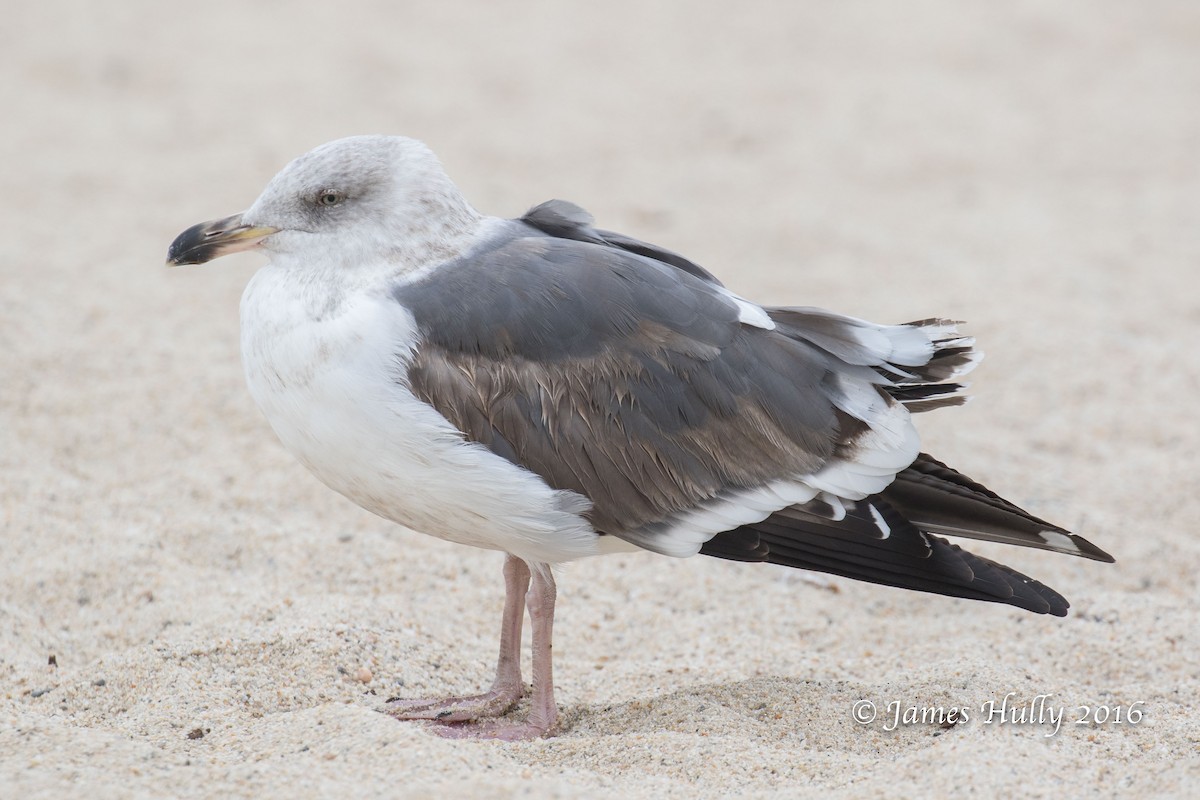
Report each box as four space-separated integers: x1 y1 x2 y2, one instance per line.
384 554 529 722
435 563 558 740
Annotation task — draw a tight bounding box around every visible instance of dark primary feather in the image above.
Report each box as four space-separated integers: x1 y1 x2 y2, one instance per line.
702 458 1113 616
884 454 1114 562
705 509 1072 615
396 200 1109 615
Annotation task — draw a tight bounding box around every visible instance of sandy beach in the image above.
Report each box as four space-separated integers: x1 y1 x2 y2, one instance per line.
3 1 1198 796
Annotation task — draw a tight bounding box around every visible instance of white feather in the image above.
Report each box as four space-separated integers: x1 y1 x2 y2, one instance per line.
719 288 776 330
639 479 819 557
819 492 847 521
880 324 936 366
868 503 892 538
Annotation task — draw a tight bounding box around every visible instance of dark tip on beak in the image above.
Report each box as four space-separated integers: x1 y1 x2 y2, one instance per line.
166 214 279 266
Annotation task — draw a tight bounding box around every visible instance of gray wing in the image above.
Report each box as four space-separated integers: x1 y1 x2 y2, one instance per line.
393 218 950 554
392 206 1113 615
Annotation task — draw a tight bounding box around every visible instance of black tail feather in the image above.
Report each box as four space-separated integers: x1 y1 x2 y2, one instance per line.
885 383 969 413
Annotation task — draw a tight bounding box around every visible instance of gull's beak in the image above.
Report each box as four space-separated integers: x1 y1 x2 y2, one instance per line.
166 214 279 266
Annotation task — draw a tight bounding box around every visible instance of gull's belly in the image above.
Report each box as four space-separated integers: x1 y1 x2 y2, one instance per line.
238 267 599 564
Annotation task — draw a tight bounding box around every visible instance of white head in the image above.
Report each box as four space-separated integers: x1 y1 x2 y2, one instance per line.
167 135 481 273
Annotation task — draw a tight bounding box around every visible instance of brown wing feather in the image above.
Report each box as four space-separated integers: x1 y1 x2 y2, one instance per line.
408 336 840 535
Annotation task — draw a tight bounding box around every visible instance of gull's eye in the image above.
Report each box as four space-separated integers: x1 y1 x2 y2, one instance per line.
316 190 345 207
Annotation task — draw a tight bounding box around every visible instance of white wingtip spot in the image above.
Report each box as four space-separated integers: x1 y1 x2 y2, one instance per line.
1040 530 1081 553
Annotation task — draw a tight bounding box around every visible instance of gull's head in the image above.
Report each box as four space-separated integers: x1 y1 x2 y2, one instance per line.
167 135 479 270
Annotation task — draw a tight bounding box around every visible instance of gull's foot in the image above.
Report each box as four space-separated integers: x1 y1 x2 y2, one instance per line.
430 718 554 741
382 685 524 723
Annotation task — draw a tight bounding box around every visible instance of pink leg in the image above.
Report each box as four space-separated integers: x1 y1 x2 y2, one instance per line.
384 554 529 722
435 563 558 740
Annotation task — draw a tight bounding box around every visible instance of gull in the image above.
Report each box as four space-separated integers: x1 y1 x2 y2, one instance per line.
167 135 1112 740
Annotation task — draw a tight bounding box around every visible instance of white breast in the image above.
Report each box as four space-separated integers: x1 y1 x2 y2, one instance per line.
238 264 601 565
